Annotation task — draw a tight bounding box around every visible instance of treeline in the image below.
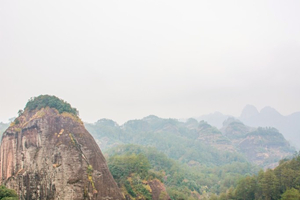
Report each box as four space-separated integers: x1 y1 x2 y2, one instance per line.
25 95 78 115
86 117 248 167
87 115 294 171
216 152 300 200
106 144 258 199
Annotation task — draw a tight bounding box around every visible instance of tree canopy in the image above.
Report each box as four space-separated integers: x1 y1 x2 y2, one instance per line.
25 95 78 116
106 144 257 199
217 152 300 200
0 185 18 200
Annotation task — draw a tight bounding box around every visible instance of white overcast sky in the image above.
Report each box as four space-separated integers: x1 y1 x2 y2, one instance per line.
1 0 300 124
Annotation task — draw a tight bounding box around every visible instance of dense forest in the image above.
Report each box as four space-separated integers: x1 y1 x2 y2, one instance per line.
106 144 258 199
86 117 246 166
106 145 300 200
85 115 296 199
216 152 300 200
86 116 294 168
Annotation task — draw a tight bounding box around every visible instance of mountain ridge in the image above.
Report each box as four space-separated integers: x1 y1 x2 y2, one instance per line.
239 105 300 149
86 115 294 168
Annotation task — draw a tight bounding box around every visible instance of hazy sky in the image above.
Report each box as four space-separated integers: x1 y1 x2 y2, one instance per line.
1 1 300 124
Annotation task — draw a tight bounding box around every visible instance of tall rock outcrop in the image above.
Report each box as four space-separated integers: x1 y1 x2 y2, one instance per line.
0 95 124 200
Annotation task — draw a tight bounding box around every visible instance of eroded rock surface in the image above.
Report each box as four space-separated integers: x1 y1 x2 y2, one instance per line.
0 107 124 200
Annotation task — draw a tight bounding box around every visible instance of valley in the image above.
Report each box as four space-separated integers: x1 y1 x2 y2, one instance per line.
0 96 298 199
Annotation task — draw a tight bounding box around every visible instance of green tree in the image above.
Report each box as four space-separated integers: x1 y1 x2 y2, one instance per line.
17 109 23 117
25 95 78 115
226 187 235 200
0 185 18 200
235 176 256 200
281 188 300 200
262 169 280 200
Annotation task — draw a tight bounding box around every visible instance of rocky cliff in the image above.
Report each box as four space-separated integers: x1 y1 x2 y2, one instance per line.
0 100 124 199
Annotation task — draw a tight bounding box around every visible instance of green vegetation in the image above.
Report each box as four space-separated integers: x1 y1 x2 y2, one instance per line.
108 153 151 183
25 95 78 115
247 127 288 146
86 117 248 167
281 188 300 200
216 152 300 200
87 116 293 169
106 144 258 199
87 165 96 192
0 185 18 200
108 152 152 199
87 116 294 199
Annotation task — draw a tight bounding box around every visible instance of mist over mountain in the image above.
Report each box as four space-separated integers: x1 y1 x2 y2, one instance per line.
86 115 294 169
195 112 232 129
239 105 300 149
1 0 300 198
240 105 259 119
192 105 300 150
1 96 298 199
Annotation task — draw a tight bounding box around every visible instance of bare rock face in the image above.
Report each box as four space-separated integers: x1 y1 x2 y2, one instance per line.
0 107 124 200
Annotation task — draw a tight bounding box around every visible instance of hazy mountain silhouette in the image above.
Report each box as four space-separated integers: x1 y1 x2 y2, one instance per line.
195 112 232 129
239 105 300 149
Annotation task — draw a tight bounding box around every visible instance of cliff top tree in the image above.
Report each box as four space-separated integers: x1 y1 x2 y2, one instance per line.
25 95 78 116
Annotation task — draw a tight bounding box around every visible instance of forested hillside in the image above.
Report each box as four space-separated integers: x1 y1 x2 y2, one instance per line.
240 105 300 150
222 118 294 168
86 115 296 199
216 152 300 200
86 115 294 168
86 116 248 167
106 144 258 199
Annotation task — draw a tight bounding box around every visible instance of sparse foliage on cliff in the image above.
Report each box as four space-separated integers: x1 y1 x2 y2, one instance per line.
17 109 23 117
25 95 78 116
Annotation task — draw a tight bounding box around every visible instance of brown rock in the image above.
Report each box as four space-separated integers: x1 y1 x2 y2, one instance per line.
0 107 124 200
148 179 171 200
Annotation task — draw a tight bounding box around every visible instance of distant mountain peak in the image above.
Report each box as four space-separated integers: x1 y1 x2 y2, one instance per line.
238 105 300 149
260 106 282 117
95 118 119 126
222 117 243 127
240 105 259 119
195 112 231 129
186 118 198 124
142 115 160 121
